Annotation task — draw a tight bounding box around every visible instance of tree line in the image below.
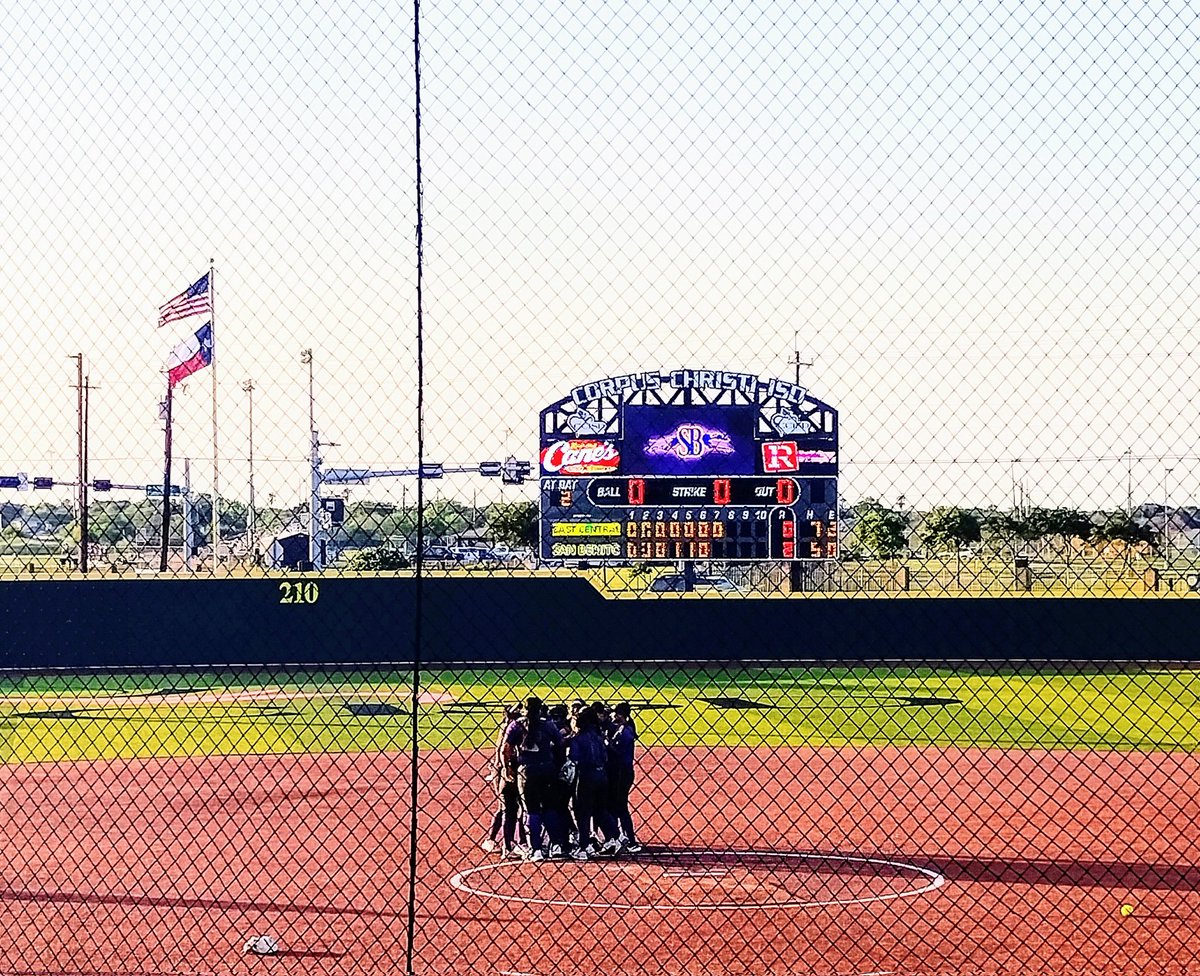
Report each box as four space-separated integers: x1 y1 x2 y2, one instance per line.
0 497 540 553
848 499 1163 563
0 496 1175 566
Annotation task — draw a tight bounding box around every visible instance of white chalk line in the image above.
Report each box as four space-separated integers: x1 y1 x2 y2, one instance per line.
0 688 456 709
451 848 945 912
496 968 897 976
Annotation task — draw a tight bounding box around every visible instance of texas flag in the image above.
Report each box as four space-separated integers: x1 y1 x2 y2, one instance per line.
166 323 213 387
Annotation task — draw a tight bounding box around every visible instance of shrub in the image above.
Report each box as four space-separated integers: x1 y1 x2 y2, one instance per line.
345 546 410 571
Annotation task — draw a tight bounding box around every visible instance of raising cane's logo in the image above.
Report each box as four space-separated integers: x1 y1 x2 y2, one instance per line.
540 439 620 475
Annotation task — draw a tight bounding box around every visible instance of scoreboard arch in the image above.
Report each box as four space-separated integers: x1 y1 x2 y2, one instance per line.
538 369 838 564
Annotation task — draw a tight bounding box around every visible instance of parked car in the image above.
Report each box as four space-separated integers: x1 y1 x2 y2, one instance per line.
486 544 536 567
450 546 490 563
649 573 739 593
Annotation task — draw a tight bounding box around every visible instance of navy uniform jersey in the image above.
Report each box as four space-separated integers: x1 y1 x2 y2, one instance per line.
609 722 636 774
569 727 608 776
507 717 562 775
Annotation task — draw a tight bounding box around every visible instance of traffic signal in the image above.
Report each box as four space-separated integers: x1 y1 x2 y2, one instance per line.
319 497 346 526
501 457 532 485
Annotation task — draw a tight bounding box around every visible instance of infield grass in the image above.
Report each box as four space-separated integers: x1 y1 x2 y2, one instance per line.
0 665 1197 764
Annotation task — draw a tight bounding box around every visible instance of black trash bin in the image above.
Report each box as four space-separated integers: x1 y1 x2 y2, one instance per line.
1014 555 1032 591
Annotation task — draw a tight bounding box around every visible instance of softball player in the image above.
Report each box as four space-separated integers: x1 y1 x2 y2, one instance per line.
569 707 620 858
483 704 526 857
608 701 642 852
503 696 562 862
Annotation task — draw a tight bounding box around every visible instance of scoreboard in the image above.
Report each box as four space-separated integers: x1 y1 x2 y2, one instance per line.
544 475 837 561
538 370 839 563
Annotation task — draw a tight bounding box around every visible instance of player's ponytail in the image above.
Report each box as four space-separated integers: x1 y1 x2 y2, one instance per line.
522 696 543 749
615 702 636 740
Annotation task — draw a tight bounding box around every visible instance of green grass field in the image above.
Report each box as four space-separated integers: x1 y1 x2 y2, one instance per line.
0 665 1197 764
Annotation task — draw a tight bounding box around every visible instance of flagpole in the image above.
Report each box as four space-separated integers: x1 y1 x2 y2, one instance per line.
210 258 219 573
159 380 174 573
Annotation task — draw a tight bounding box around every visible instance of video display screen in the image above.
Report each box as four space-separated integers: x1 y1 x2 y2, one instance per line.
621 405 757 477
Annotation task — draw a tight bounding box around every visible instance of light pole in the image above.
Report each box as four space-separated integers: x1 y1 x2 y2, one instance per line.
242 379 256 558
301 349 315 439
82 370 91 572
300 349 321 569
1125 449 1133 516
402 483 409 555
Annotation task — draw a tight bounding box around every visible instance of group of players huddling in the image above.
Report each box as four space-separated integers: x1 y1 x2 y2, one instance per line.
483 696 641 862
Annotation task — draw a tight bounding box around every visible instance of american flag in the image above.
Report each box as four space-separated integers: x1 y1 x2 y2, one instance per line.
158 273 210 328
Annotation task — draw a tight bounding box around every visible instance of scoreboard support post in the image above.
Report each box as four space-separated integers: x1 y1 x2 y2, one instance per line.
682 560 697 593
789 561 803 593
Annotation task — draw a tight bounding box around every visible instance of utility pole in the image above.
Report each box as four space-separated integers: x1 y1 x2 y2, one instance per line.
785 332 815 596
183 458 195 571
69 356 97 573
159 383 174 573
310 428 323 570
1164 467 1174 574
789 330 813 386
82 372 92 573
1126 449 1134 516
71 355 85 572
242 379 256 558
301 349 324 570
209 258 219 574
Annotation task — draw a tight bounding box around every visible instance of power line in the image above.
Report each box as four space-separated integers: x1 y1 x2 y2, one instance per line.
842 453 1200 467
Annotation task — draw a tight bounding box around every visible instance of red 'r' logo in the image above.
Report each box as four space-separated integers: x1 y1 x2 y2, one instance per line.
761 441 798 473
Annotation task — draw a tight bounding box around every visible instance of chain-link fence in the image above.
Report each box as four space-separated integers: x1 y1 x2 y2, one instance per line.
0 0 1197 971
0 660 1197 974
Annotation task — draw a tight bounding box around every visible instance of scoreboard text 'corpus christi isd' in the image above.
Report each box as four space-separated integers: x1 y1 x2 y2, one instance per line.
538 369 838 563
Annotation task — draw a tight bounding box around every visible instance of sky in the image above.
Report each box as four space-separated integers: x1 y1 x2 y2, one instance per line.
0 0 1197 514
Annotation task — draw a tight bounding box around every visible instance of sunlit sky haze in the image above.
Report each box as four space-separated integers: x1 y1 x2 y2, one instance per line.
0 0 1197 513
